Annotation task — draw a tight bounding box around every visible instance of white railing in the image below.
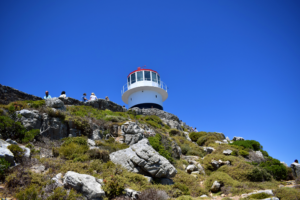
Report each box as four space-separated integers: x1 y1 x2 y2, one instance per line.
121 81 168 95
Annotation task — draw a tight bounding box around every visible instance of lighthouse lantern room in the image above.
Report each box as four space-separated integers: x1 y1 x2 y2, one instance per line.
121 67 168 110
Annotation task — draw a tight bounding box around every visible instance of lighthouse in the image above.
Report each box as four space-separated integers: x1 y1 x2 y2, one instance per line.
121 67 168 110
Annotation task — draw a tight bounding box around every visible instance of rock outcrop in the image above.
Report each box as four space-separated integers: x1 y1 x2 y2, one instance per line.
241 189 274 198
211 181 221 192
109 139 177 178
291 162 300 178
40 113 68 140
63 171 105 200
0 139 15 166
17 109 42 130
45 98 66 111
233 136 244 141
0 84 42 105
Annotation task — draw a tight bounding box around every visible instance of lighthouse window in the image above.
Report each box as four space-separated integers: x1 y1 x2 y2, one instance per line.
137 71 143 81
144 71 150 81
127 77 130 85
157 75 161 84
131 73 136 84
152 72 157 82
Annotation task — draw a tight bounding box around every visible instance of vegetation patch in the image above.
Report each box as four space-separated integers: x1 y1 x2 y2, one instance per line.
148 134 173 163
230 140 262 151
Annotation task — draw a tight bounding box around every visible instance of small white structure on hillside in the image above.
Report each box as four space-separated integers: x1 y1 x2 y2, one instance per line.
121 67 168 110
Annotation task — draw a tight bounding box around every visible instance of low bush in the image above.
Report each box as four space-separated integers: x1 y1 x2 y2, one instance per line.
103 174 126 199
204 171 239 191
22 129 40 143
96 140 129 153
259 157 287 180
246 192 272 199
239 150 249 157
247 167 271 182
0 114 26 140
0 158 10 179
230 140 262 151
172 136 205 158
58 137 89 161
169 129 182 136
104 115 126 122
7 144 25 162
148 134 173 163
274 187 300 200
139 188 169 200
196 132 225 146
87 148 110 162
181 144 190 155
189 131 207 142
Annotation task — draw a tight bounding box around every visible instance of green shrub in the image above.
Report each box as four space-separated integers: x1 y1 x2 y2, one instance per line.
204 171 239 192
87 149 110 162
169 129 182 136
274 187 300 200
15 184 40 200
104 115 126 122
22 129 40 143
259 157 287 180
0 115 26 140
247 167 271 182
47 108 66 120
59 137 89 161
189 131 207 142
239 150 249 157
230 140 262 151
231 150 238 156
247 192 272 199
164 124 170 129
46 187 82 200
0 158 10 178
148 134 173 163
96 139 129 153
260 149 269 157
25 100 46 109
7 144 24 162
196 132 225 146
103 175 125 199
181 144 190 155
143 115 163 128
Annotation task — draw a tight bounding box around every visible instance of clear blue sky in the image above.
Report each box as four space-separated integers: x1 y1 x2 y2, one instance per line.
1 1 299 165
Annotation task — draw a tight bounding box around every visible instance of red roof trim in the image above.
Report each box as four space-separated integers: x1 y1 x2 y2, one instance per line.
127 69 160 77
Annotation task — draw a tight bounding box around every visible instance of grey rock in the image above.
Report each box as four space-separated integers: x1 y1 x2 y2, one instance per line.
171 141 182 159
130 107 180 122
109 139 177 178
161 118 182 130
262 198 279 200
215 140 223 144
226 136 230 141
17 109 42 130
0 147 15 166
91 129 103 140
200 194 208 197
186 165 196 173
181 155 200 161
223 149 232 155
197 163 205 175
211 180 221 192
122 122 145 145
183 131 191 141
84 99 124 112
144 176 153 183
291 162 300 177
249 151 265 163
20 146 31 157
45 98 66 111
241 189 274 198
203 147 215 154
63 171 105 200
40 113 68 140
159 178 174 185
222 139 228 144
233 136 244 141
52 173 63 187
6 139 17 145
31 164 46 174
124 188 140 199
211 160 220 169
88 139 96 147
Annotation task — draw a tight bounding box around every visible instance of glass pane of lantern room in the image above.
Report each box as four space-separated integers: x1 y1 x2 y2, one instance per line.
127 76 130 85
131 73 136 84
144 71 150 81
152 72 157 82
158 75 160 84
137 71 143 81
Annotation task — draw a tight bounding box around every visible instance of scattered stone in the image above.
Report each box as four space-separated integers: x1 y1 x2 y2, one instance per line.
124 188 140 199
63 171 105 200
52 173 63 187
20 146 31 158
200 194 208 197
87 139 96 147
291 162 300 177
226 136 230 141
31 164 46 174
211 181 221 192
211 159 230 169
186 165 196 173
262 198 279 200
233 136 244 141
144 176 153 183
0 147 15 166
203 147 215 154
109 139 177 178
159 178 174 185
6 139 17 145
183 131 192 141
223 149 232 155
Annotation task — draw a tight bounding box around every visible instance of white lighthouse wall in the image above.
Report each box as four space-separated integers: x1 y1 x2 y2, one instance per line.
128 90 163 108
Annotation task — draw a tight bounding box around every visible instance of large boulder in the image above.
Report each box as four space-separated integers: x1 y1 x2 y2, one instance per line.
17 109 42 130
110 139 177 178
121 122 145 145
63 171 105 200
45 98 66 111
40 113 68 140
223 149 232 155
291 162 300 178
171 141 182 159
161 119 182 130
0 139 15 166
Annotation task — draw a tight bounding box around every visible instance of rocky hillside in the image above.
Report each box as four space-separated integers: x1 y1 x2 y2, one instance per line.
0 90 300 200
